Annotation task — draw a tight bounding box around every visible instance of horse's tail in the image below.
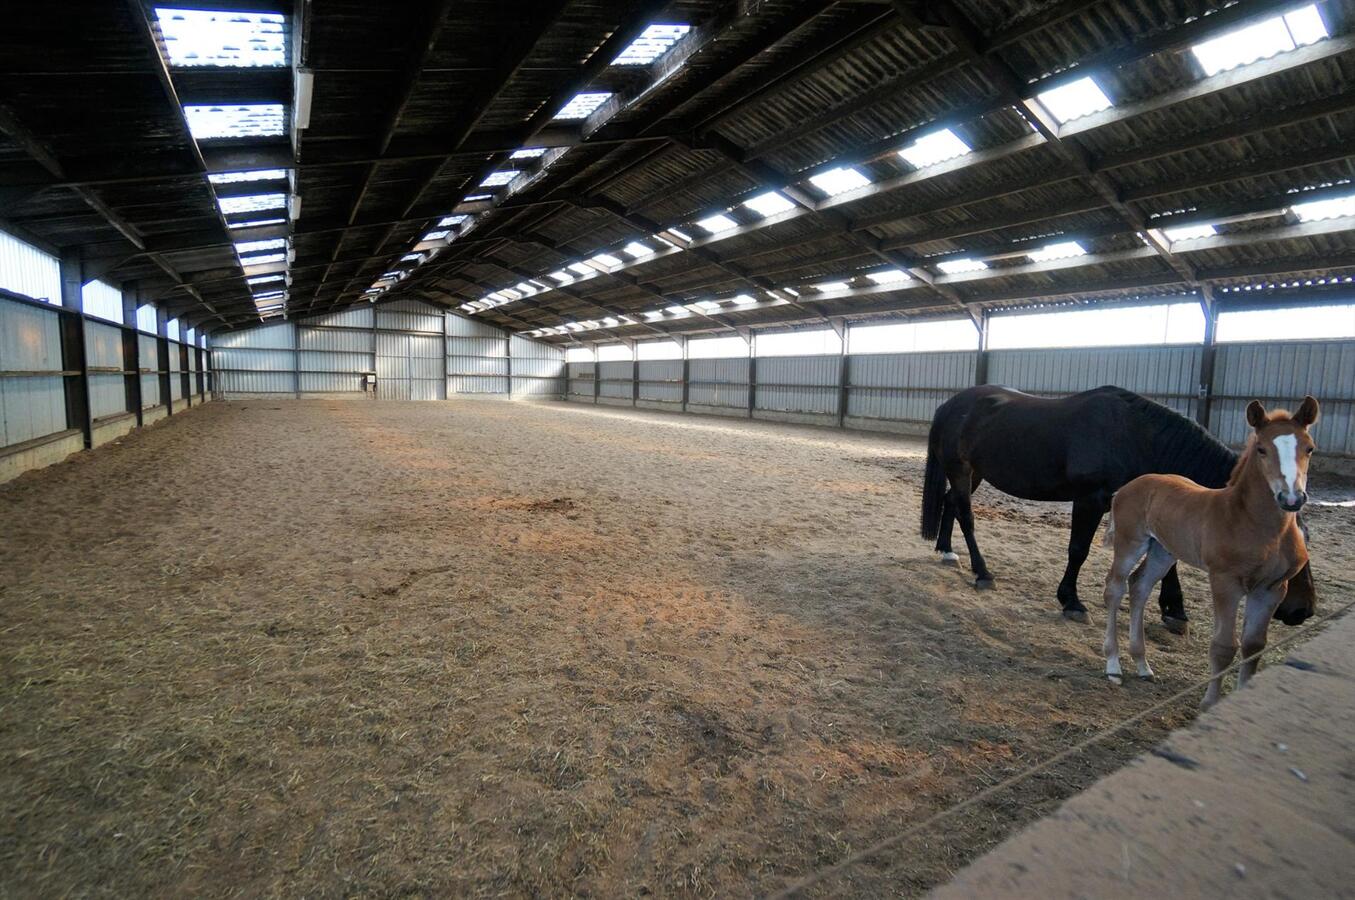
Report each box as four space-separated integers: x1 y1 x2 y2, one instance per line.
920 427 947 542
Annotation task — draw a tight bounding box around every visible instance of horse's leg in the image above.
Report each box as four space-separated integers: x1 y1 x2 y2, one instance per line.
1157 565 1189 635
948 473 994 589
1127 542 1177 680
935 496 959 564
1056 494 1108 622
1203 573 1242 710
1103 533 1149 684
1239 583 1285 688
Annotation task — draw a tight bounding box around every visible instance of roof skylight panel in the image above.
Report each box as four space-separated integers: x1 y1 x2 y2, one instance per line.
153 8 286 68
549 269 574 282
1034 77 1112 124
184 104 286 139
510 147 547 159
554 92 613 120
479 170 518 188
695 213 739 234
866 269 910 285
815 281 849 292
1291 191 1355 221
590 253 623 268
1027 240 1086 262
611 24 691 65
1162 223 1217 241
242 252 286 265
567 262 595 276
247 274 284 286
218 193 287 214
438 214 469 227
897 128 972 169
229 217 285 229
808 166 871 197
1190 6 1327 76
936 258 989 274
208 168 288 183
423 229 450 241
623 241 655 258
743 191 796 217
464 193 492 202
235 238 286 254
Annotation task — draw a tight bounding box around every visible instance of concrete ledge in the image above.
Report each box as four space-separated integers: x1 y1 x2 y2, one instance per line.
636 399 682 412
91 412 137 447
0 429 83 485
753 408 837 427
142 405 169 426
929 610 1355 900
685 403 750 419
842 415 931 438
595 396 633 408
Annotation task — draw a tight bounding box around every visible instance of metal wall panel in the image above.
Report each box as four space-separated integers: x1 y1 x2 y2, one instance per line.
300 350 371 373
755 355 838 414
212 321 295 349
638 360 683 403
1212 340 1355 456
216 370 296 394
510 335 564 398
137 334 158 372
140 373 160 408
848 351 977 423
86 313 128 417
447 312 503 338
376 299 442 333
167 343 181 372
567 362 595 398
688 358 749 408
300 306 373 329
448 335 507 358
215 347 294 371
450 356 509 377
299 327 371 353
986 345 1200 418
0 230 62 303
0 298 66 446
449 375 509 394
300 372 364 393
597 360 633 400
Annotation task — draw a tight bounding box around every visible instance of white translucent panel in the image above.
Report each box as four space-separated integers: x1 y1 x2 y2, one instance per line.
479 170 518 187
742 191 795 216
184 103 285 139
612 24 691 65
247 273 283 285
567 262 595 275
252 289 286 300
235 238 285 254
218 193 286 214
464 193 492 201
687 335 748 358
936 258 988 274
637 339 683 360
229 217 285 229
136 305 157 333
623 241 654 258
664 305 690 318
589 253 623 269
1163 223 1217 241
400 253 423 262
1035 76 1112 124
808 166 871 196
438 214 468 227
565 347 594 362
167 318 181 341
597 343 633 361
154 8 285 68
509 147 547 159
1027 240 1086 262
865 268 910 285
0 229 62 303
1217 304 1355 342
695 213 738 234
241 252 285 265
815 281 849 292
1291 192 1355 222
554 92 612 120
1190 6 1325 77
665 227 692 242
897 128 971 169
207 168 287 183
694 300 721 312
82 279 123 322
849 318 979 354
755 328 842 357
549 270 573 282
423 229 450 241
987 302 1205 349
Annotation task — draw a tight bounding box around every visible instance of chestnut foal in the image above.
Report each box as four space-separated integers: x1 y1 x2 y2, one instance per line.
1101 397 1319 708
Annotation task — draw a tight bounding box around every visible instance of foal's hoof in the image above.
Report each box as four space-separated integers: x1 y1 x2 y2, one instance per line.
939 552 960 566
1161 615 1190 636
1062 608 1090 624
974 577 995 590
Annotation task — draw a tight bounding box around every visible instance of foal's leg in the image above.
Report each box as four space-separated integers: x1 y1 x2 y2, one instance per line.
1102 534 1149 684
1238 583 1286 689
1203 573 1243 710
1157 565 1190 634
1056 494 1108 622
1127 542 1177 680
948 473 994 589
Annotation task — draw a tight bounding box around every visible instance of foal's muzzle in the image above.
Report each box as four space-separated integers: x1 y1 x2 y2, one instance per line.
1276 490 1307 512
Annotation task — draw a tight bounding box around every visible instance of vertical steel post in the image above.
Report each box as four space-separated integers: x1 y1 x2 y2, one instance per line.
121 283 143 427
1197 289 1220 430
156 306 172 415
58 249 92 448
837 323 850 429
746 330 756 419
974 310 991 386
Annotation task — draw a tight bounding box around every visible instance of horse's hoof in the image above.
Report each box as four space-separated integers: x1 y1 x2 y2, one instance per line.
939 552 960 566
974 577 995 590
1062 608 1089 624
1107 673 1123 686
1161 615 1189 636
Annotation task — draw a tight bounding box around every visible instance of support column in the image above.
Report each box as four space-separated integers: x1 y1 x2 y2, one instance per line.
592 344 600 405
836 322 850 429
58 249 92 448
121 283 142 427
746 330 756 419
974 309 991 386
505 330 513 398
1197 289 1220 430
156 306 172 415
680 336 690 413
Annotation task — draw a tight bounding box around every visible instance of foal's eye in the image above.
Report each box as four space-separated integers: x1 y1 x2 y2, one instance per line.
1306 447 1314 455
1257 447 1267 456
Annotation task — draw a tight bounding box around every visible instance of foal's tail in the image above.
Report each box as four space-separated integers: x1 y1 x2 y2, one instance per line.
920 428 947 541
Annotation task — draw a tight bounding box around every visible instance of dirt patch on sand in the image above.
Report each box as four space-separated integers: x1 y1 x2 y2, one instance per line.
2 399 1351 897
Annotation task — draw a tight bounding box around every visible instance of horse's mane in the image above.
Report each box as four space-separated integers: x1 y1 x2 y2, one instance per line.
1105 388 1239 488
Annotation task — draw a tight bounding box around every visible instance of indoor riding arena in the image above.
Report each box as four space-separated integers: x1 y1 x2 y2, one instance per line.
3 2 1355 897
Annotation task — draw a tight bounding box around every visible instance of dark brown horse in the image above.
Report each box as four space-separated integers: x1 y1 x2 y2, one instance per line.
920 385 1315 627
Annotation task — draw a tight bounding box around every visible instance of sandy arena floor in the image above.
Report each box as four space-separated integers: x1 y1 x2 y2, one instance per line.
2 398 1352 897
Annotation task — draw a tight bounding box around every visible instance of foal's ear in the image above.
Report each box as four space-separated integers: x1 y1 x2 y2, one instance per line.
1246 399 1268 428
1294 395 1320 428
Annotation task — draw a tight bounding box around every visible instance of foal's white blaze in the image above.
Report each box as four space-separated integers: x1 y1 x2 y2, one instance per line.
1273 433 1301 502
